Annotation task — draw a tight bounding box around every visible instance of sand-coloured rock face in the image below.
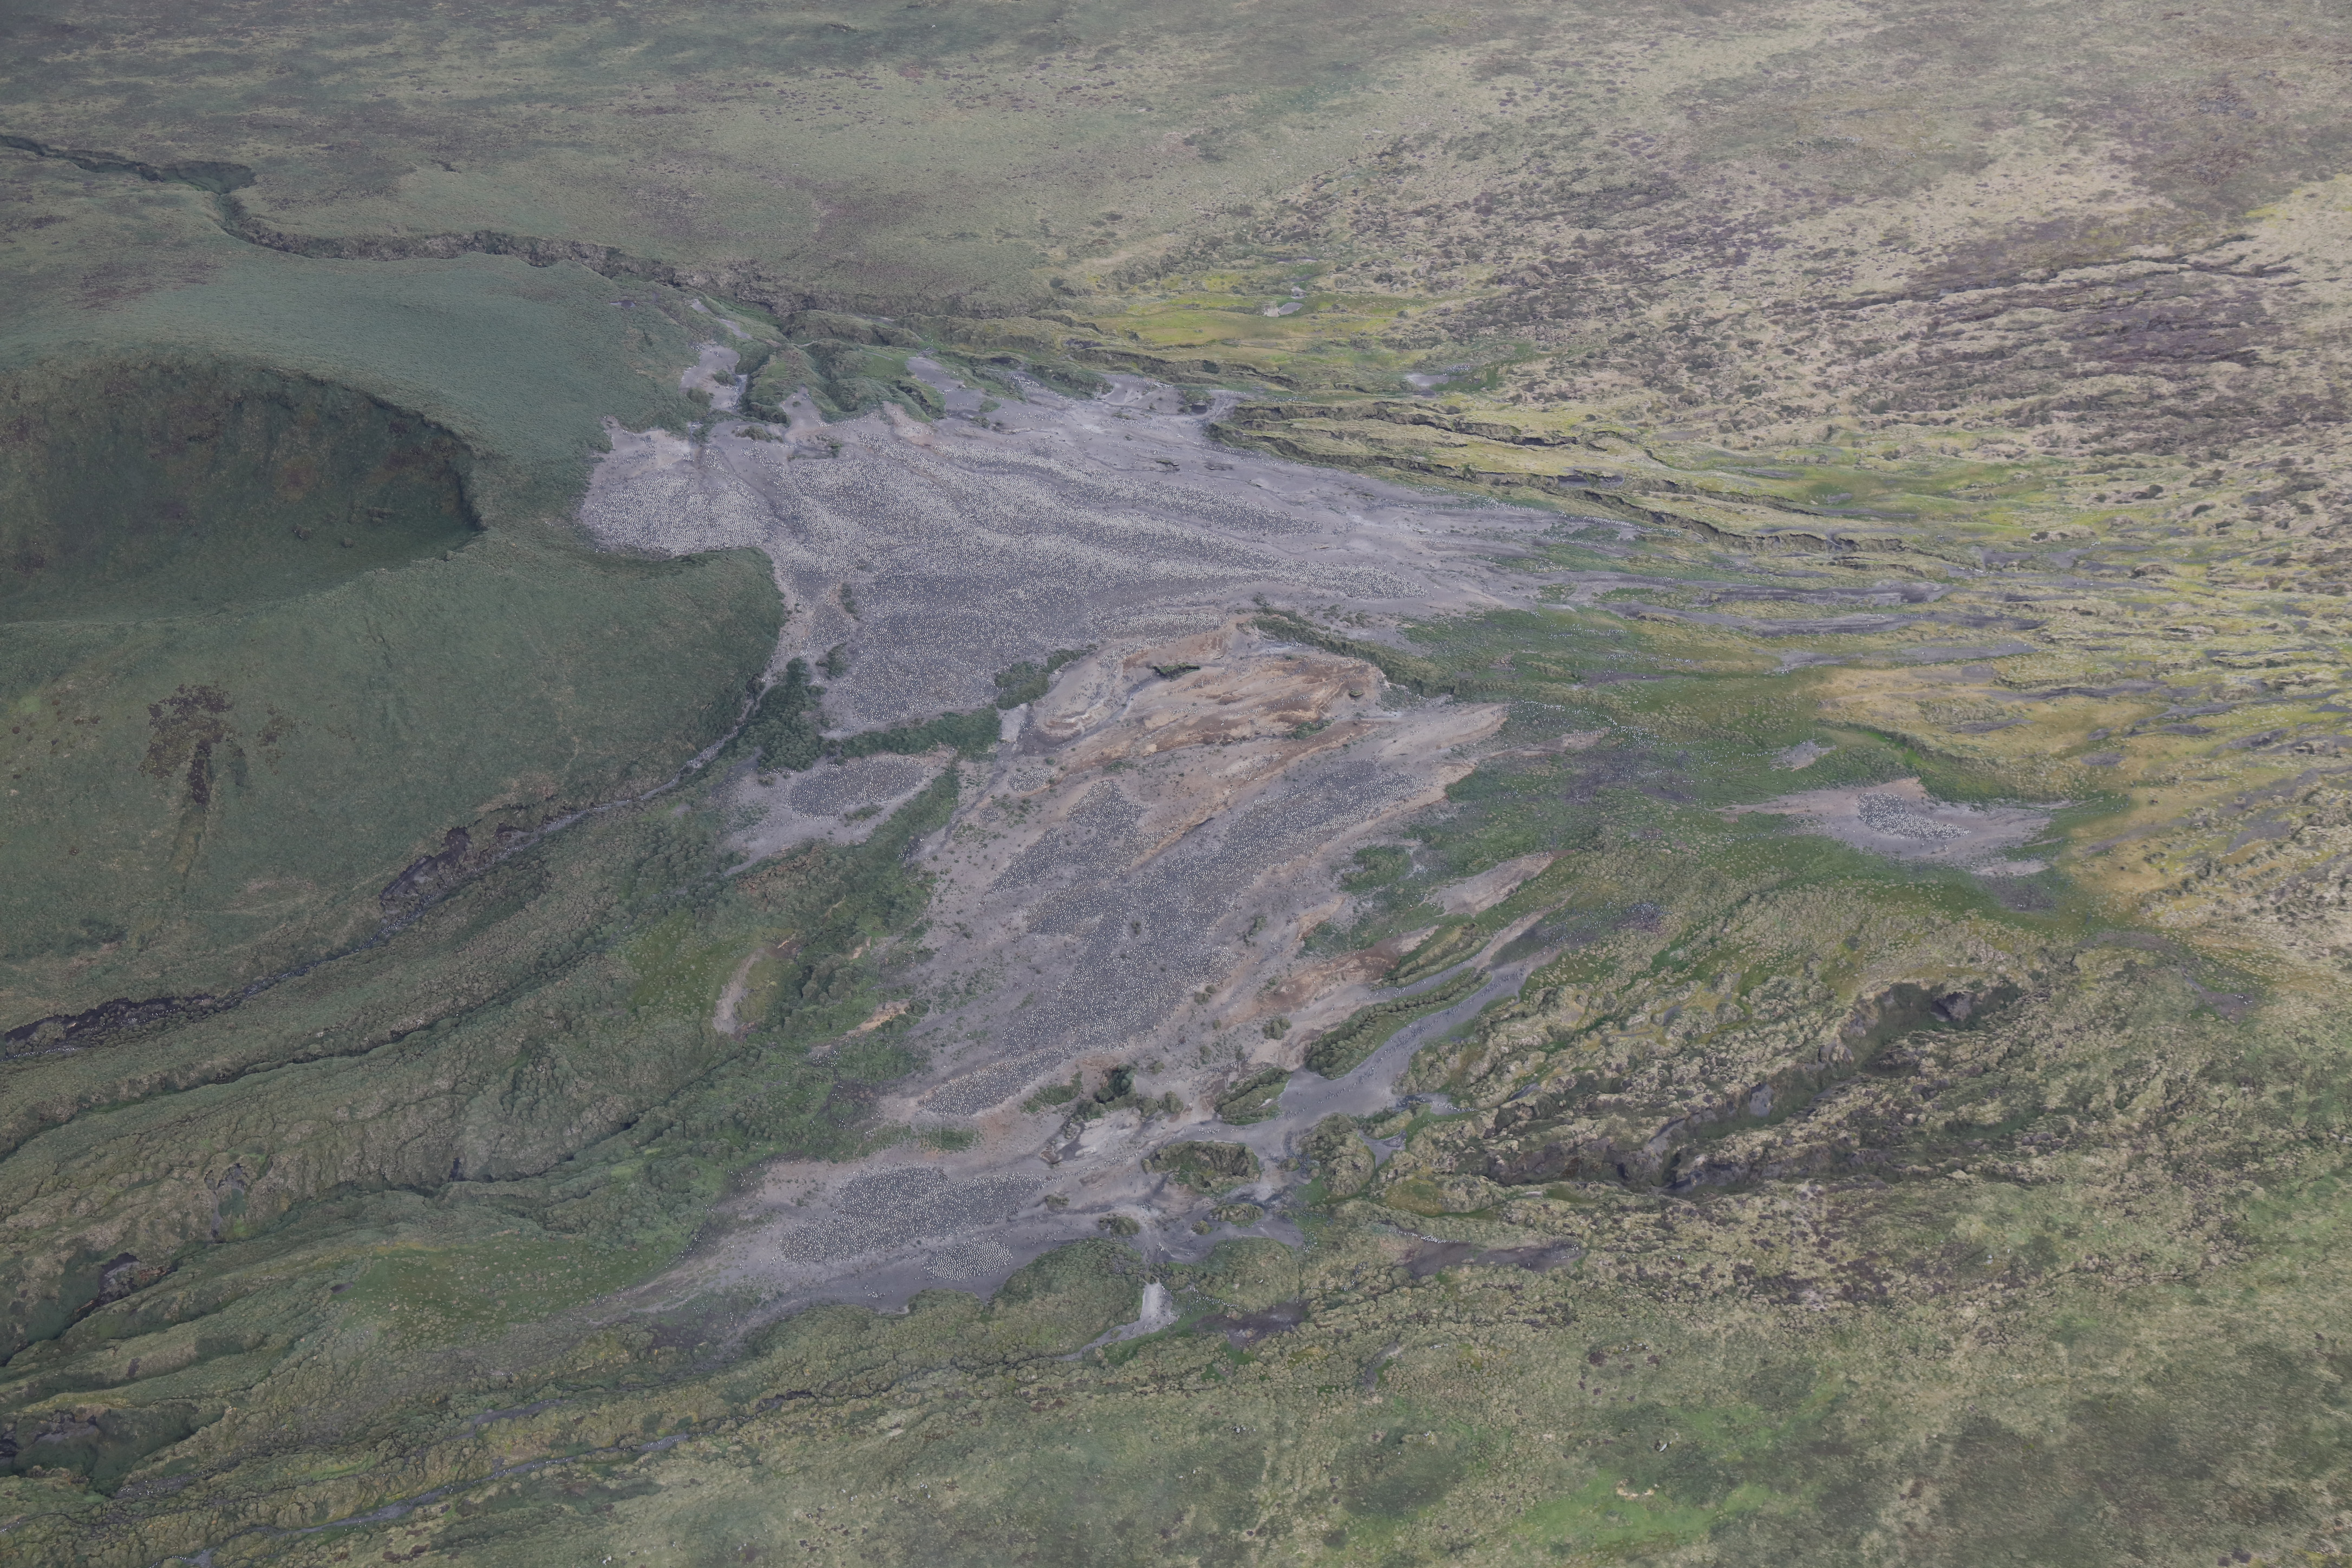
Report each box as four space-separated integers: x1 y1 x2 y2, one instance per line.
1028 621 1344 751
1053 642 1375 772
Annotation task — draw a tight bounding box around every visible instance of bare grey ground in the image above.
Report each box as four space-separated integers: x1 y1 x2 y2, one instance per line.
579 368 1577 735
579 369 2057 1322
1725 775 2060 876
679 341 743 412
726 749 949 867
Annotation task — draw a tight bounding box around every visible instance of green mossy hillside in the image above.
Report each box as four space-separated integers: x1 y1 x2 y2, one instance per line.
0 191 785 1015
0 361 475 621
0 768 958 1498
2 527 779 1010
